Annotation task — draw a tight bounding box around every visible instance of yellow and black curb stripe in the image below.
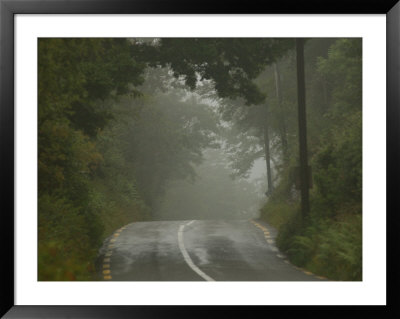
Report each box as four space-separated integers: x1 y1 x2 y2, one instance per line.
250 220 327 281
102 224 128 280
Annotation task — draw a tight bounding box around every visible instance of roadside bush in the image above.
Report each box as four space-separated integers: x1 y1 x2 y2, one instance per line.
311 215 362 280
38 194 99 280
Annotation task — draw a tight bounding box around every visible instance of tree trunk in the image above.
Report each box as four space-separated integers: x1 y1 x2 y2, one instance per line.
273 62 288 164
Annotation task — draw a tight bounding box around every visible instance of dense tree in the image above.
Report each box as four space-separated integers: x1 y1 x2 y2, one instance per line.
260 38 362 280
114 89 220 207
37 37 362 282
38 38 149 280
138 38 293 105
38 43 221 279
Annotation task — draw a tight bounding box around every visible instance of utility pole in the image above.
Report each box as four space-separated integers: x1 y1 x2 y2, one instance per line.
296 38 310 218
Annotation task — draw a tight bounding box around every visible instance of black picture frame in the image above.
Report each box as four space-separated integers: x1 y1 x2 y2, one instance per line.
1 0 399 317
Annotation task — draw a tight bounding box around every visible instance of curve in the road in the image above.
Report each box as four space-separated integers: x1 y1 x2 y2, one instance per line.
177 220 215 281
96 219 328 281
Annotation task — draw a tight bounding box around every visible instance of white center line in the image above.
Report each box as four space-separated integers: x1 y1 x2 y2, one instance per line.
177 220 215 282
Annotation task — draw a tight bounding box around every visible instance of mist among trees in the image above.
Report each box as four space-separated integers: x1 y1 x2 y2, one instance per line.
38 38 362 281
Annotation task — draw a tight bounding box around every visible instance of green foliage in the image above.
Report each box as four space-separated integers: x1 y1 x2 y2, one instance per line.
38 194 99 280
89 179 150 239
317 39 362 116
313 111 362 217
38 38 149 280
38 40 222 279
114 88 220 207
262 201 298 231
260 163 299 228
276 213 362 280
312 215 362 280
260 38 362 281
38 37 362 282
140 38 294 105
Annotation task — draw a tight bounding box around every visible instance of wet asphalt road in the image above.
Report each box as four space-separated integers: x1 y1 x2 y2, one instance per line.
97 220 325 281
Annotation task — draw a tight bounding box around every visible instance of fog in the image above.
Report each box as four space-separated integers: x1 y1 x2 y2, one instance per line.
153 148 267 221
131 67 270 221
38 38 362 281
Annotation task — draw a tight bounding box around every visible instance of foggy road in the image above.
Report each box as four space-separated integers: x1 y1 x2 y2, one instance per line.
97 220 326 281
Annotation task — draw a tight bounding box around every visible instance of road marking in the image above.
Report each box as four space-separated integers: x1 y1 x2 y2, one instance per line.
101 224 128 281
252 220 329 281
186 220 195 227
178 221 215 282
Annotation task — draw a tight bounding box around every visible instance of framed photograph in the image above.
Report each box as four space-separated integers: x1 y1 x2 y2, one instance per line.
1 0 398 317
